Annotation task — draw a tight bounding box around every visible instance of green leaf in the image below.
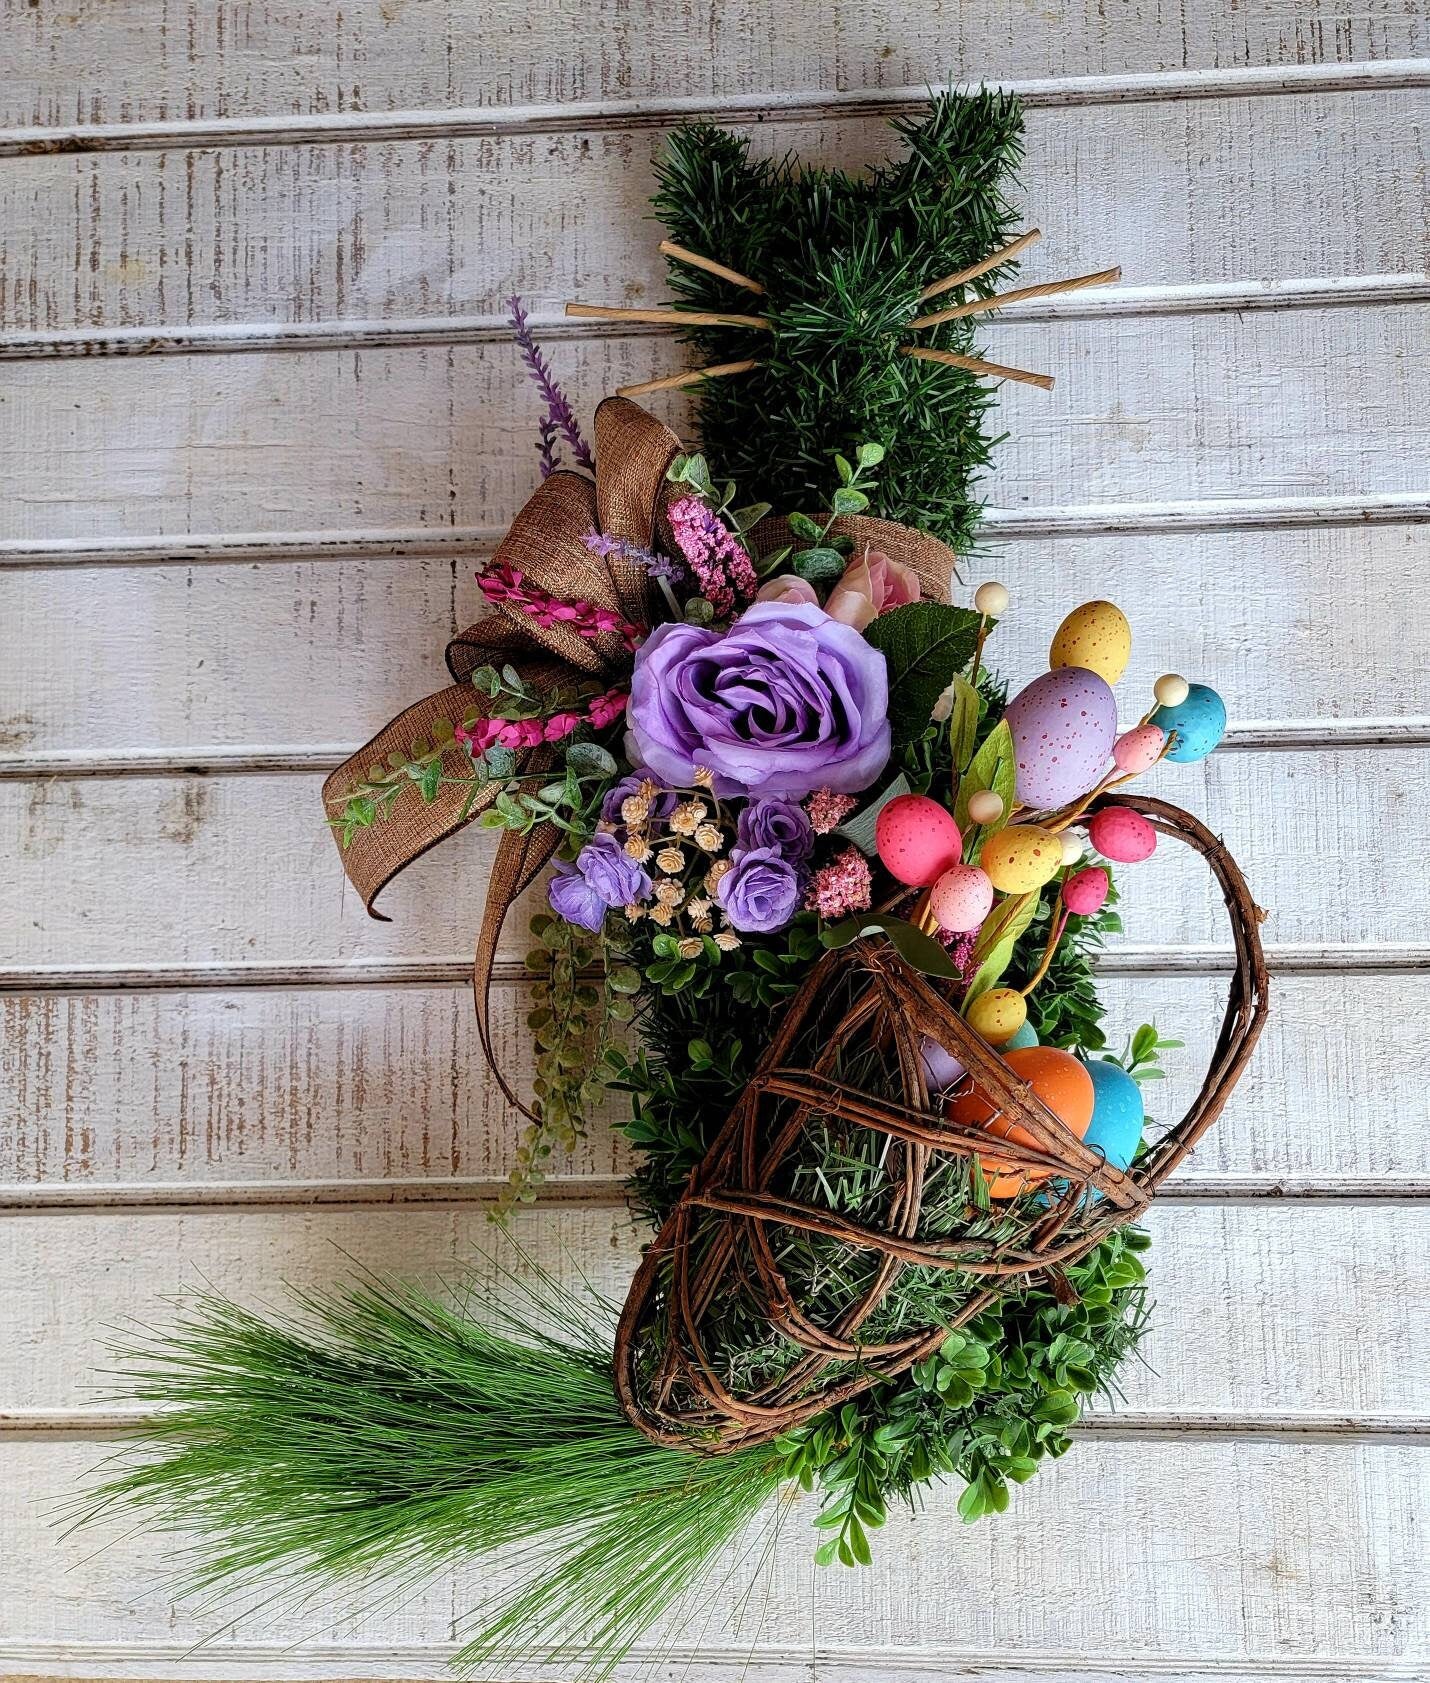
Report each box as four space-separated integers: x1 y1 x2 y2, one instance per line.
954 719 1016 833
564 741 618 778
963 891 1039 1005
833 453 854 485
863 602 983 748
834 773 910 857
792 545 848 583
946 675 980 777
856 441 886 468
788 511 824 543
831 486 870 516
819 916 957 979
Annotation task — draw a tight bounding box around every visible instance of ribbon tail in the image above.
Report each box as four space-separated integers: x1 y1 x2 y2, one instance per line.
472 788 564 1123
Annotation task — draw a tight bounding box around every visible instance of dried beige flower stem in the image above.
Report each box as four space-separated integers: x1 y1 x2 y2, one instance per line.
566 303 772 330
901 345 1054 393
617 359 761 398
909 265 1121 329
917 229 1043 302
657 239 766 295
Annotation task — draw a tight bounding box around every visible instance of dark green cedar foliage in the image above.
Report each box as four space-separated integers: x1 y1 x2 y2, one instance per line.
652 91 1025 551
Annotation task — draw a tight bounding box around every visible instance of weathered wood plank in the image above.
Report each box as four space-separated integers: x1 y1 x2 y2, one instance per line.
2 91 1425 335
3 1436 1425 1668
0 306 1425 545
2 973 1425 1190
3 523 1426 761
3 1204 1427 1418
6 2 1427 132
0 748 1420 970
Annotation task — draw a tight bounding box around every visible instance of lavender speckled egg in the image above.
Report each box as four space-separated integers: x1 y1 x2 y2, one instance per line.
875 794 962 887
1004 667 1118 809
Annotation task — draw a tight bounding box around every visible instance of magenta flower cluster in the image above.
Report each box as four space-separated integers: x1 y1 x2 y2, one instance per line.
478 561 645 652
666 496 758 617
457 687 627 755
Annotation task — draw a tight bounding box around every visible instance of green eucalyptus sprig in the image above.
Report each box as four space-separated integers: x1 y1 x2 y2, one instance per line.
768 440 886 585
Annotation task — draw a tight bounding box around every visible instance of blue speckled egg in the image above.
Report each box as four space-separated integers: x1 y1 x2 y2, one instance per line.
1082 1059 1145 1173
1005 1020 1039 1051
1152 683 1226 764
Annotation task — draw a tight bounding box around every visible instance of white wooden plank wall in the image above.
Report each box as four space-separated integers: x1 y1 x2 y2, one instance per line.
1 4 1427 1680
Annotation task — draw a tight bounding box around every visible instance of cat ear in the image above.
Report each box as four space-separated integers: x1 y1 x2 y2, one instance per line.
884 88 1025 251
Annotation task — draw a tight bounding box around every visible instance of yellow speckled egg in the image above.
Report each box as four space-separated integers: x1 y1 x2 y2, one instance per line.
1050 600 1132 685
966 987 1028 1045
980 825 1064 894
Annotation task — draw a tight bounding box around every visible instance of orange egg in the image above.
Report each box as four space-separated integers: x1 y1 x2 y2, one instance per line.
946 1046 1094 1199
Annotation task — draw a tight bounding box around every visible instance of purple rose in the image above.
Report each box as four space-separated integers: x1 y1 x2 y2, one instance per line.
547 860 607 932
576 831 652 910
600 769 677 823
627 601 890 800
736 797 815 865
716 846 803 934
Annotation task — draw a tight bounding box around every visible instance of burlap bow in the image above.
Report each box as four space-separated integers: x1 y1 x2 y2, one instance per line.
325 396 961 1116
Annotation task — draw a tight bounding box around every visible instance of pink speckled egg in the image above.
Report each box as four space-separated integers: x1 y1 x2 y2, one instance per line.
1088 807 1157 864
1062 865 1110 916
875 794 962 887
1004 667 1117 809
1113 724 1166 774
930 863 995 932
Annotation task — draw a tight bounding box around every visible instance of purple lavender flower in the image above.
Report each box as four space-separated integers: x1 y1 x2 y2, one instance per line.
716 846 803 934
575 832 652 910
547 860 607 932
583 529 684 583
736 798 815 865
508 295 595 476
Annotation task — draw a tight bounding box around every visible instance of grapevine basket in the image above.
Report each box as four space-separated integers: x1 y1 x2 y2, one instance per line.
615 790 1269 1451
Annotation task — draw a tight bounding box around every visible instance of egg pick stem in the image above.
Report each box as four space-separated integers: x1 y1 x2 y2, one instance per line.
1020 900 1070 998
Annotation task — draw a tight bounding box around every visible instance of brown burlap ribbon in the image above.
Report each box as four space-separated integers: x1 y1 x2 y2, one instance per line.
324 395 961 1117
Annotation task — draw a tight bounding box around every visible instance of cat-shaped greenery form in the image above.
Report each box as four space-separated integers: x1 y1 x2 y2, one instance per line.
644 91 1028 553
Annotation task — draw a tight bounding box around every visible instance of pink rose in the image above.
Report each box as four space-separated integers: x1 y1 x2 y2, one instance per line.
755 573 820 608
825 548 921 631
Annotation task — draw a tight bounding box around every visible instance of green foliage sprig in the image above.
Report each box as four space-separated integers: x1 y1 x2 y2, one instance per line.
652 92 1025 551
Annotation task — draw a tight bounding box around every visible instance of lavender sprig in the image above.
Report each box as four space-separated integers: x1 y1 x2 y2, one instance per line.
508 294 596 476
583 529 684 583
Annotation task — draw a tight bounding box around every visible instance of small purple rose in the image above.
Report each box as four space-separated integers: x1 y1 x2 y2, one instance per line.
576 831 652 910
716 845 803 934
600 769 677 823
547 860 607 932
627 600 890 800
736 797 815 865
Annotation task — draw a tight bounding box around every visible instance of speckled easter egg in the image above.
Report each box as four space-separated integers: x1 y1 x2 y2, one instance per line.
1062 865 1110 916
1113 724 1166 774
1152 682 1227 763
930 864 994 932
1049 600 1132 685
875 794 962 887
981 825 1064 894
1087 807 1157 864
947 1046 1093 1199
919 1037 965 1094
1083 1058 1145 1173
1004 668 1118 809
966 987 1028 1045
1005 1020 1039 1051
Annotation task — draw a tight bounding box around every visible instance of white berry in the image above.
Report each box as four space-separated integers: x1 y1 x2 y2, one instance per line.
1154 673 1190 707
1059 832 1085 866
966 789 1005 826
974 581 1009 617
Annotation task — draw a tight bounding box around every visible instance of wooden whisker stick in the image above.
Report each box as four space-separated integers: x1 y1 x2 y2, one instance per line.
909 266 1121 330
617 359 761 398
566 303 772 330
657 240 766 295
918 229 1043 302
902 345 1054 392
